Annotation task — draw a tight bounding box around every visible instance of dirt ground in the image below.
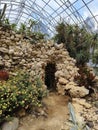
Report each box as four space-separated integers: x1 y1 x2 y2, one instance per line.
18 92 70 130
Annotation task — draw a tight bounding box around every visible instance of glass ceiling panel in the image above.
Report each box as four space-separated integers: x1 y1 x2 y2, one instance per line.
0 0 98 36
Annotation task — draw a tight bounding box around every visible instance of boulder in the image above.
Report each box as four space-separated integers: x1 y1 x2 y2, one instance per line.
0 60 4 66
10 35 15 40
4 62 11 68
94 101 98 108
55 71 65 78
57 85 65 95
69 86 89 98
72 98 92 109
0 47 8 53
2 117 19 130
58 77 69 85
0 56 2 59
65 82 77 90
54 43 63 49
4 55 10 60
9 49 14 55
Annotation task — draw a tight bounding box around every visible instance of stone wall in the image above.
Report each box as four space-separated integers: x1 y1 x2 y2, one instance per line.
0 26 89 97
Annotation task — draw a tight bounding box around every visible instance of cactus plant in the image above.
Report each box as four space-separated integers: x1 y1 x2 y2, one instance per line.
68 103 90 130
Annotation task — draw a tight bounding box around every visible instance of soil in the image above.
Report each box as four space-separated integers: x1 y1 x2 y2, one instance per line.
18 92 70 130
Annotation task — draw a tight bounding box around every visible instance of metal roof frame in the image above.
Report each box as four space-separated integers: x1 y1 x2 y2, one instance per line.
0 0 98 35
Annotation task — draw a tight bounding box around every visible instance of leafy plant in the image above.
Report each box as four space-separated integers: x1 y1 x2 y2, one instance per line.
10 23 17 31
18 23 27 34
74 66 97 94
29 32 45 43
17 20 45 43
28 19 37 31
54 22 94 65
0 71 45 124
68 103 90 130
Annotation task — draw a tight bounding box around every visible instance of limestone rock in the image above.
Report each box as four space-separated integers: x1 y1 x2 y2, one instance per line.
15 34 21 39
69 86 89 98
5 39 11 44
0 60 4 66
57 85 65 95
47 50 54 56
10 35 15 40
5 32 10 37
0 56 2 59
46 40 54 47
0 27 87 99
0 47 8 53
9 49 14 54
4 55 9 60
20 59 26 65
54 43 63 49
58 77 69 85
4 62 11 68
62 51 69 56
14 38 19 42
2 117 19 130
72 98 92 109
11 31 16 35
65 82 77 90
55 71 65 78
94 101 98 108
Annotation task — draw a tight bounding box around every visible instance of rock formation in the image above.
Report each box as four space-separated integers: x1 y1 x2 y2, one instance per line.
0 26 89 97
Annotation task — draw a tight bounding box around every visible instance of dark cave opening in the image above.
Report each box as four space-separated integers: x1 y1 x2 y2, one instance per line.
45 63 56 91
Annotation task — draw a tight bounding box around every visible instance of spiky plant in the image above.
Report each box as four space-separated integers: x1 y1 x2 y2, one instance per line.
18 23 27 34
54 22 93 66
68 103 90 130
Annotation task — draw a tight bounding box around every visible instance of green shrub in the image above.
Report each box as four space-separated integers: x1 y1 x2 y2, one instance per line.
0 71 45 124
54 22 93 65
74 66 97 94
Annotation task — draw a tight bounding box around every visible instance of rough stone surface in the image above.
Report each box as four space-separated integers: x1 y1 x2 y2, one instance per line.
1 117 19 130
0 27 89 98
72 98 98 130
58 77 69 85
69 86 89 98
94 101 98 108
0 23 98 130
72 98 92 109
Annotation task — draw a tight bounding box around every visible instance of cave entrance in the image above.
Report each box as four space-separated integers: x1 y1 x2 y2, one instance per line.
45 63 56 91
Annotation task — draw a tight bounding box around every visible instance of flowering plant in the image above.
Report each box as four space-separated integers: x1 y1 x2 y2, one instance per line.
0 71 45 124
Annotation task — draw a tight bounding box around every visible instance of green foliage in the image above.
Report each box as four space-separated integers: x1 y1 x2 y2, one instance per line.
54 22 94 65
68 103 90 130
74 66 97 93
18 23 27 34
17 20 45 43
29 32 45 44
28 19 37 31
0 71 45 124
93 51 98 65
10 23 17 31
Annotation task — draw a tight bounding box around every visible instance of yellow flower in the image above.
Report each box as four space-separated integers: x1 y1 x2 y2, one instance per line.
0 110 2 115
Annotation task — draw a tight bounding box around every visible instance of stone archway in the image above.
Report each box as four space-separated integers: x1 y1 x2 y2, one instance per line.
45 62 56 91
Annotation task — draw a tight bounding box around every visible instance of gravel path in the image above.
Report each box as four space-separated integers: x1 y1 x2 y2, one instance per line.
18 93 70 130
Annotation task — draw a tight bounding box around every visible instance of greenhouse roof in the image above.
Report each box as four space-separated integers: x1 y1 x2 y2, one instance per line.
0 0 98 35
